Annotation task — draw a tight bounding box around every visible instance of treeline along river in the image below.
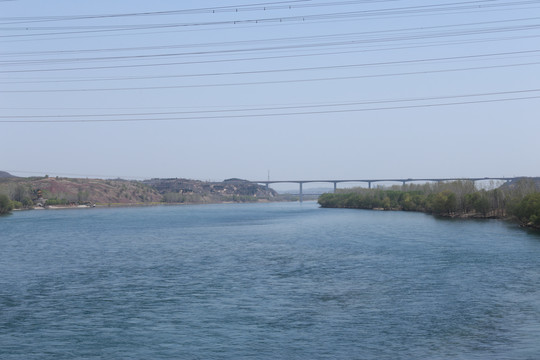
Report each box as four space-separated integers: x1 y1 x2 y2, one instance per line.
1 202 540 359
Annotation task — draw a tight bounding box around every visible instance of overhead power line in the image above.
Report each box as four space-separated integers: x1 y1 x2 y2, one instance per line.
0 1 305 23
1 0 539 39
2 60 538 93
2 88 539 123
3 16 537 58
2 88 539 118
2 20 540 67
1 49 539 85
1 32 539 76
0 1 404 25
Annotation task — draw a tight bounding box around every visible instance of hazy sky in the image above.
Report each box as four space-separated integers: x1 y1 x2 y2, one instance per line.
1 0 539 184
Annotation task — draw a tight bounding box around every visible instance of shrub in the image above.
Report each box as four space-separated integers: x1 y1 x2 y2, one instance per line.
22 197 34 208
11 200 23 209
0 194 13 215
511 193 540 226
45 198 68 206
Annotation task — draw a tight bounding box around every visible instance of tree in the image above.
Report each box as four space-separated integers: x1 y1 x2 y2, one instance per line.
22 197 34 208
13 184 28 202
511 193 540 227
474 195 490 215
77 190 89 203
382 196 391 210
428 191 457 215
464 192 490 215
0 194 13 215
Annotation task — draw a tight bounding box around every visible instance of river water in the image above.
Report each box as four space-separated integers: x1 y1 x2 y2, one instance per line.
1 202 540 359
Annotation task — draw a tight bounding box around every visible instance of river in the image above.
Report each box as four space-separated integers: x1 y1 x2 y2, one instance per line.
1 202 539 359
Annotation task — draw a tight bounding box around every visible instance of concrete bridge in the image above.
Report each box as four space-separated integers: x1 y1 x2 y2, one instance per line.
253 177 518 202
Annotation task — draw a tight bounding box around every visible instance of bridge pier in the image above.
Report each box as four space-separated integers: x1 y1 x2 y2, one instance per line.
251 177 516 198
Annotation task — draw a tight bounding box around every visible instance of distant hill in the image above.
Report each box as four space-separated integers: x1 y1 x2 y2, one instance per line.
0 171 16 178
0 176 162 205
0 175 278 206
142 178 277 203
501 177 540 191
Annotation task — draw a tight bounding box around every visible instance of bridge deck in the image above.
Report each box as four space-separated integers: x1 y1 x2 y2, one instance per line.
253 177 520 202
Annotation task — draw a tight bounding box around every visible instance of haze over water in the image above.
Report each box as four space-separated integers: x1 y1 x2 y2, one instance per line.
2 202 540 359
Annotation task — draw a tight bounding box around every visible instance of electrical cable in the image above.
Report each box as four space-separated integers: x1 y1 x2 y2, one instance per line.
1 0 539 39
1 49 539 84
2 88 539 123
2 60 538 93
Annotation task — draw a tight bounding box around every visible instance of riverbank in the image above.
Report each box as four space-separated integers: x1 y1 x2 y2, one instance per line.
318 182 540 232
9 198 283 212
324 203 540 231
423 210 539 230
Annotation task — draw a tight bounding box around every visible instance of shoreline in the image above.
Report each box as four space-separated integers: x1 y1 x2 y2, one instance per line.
320 205 540 231
8 201 539 231
20 199 288 211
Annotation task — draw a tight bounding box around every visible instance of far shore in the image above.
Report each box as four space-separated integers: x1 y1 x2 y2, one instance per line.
20 199 285 211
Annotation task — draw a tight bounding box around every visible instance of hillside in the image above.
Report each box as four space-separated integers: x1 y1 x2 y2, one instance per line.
0 177 162 206
501 177 540 191
0 174 277 207
0 171 16 178
143 178 277 203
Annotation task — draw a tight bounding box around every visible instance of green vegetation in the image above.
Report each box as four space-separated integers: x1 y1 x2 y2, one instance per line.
318 180 540 229
0 194 13 215
11 200 23 210
162 192 191 203
511 193 540 228
226 195 258 203
44 198 69 206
